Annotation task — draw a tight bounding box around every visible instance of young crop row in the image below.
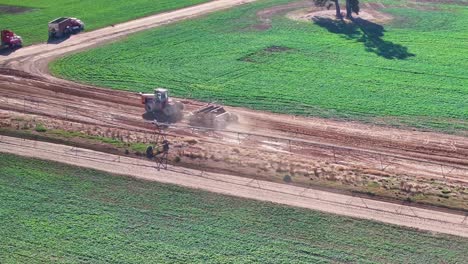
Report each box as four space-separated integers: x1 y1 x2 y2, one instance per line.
1 153 467 263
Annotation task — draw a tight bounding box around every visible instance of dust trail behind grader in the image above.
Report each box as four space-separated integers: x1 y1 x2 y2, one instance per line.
0 68 467 185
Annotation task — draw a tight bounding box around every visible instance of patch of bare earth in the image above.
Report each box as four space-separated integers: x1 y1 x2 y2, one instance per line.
253 0 316 30
1 110 467 211
287 4 394 24
253 1 397 30
0 5 34 14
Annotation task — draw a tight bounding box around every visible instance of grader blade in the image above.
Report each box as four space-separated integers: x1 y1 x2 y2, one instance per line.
189 104 237 129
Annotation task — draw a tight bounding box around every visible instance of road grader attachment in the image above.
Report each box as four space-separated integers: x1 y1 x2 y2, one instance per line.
188 104 238 129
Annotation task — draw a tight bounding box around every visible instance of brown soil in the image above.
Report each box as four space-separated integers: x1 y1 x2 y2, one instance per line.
255 0 452 30
0 68 467 210
253 0 316 30
2 135 468 238
288 7 394 24
254 1 396 30
0 5 34 14
240 45 293 62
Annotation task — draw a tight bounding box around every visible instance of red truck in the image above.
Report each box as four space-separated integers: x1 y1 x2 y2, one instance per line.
1 30 22 49
48 17 84 38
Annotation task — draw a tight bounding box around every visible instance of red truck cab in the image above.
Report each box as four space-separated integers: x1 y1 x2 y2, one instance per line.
1 30 22 49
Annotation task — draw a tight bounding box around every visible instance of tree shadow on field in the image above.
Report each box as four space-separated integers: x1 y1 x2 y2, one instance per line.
312 17 415 59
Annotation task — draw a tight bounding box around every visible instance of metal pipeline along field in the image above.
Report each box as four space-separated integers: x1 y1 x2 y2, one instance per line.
0 0 467 236
1 135 467 238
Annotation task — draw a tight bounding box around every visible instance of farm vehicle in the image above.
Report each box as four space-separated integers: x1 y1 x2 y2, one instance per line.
140 88 237 129
141 88 184 123
48 17 84 39
1 30 22 49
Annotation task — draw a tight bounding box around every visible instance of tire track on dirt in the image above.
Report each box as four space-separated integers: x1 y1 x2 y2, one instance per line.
0 0 467 226
1 136 467 238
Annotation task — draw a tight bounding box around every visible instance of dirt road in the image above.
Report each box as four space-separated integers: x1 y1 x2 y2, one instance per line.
0 0 466 177
0 69 466 186
1 135 467 237
0 0 257 73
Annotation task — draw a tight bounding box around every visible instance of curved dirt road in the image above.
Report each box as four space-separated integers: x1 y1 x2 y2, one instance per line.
0 0 257 74
0 0 467 233
0 69 467 185
0 0 466 175
1 135 467 238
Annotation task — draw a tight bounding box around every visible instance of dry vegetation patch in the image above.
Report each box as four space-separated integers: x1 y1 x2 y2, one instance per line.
287 6 394 24
1 110 467 210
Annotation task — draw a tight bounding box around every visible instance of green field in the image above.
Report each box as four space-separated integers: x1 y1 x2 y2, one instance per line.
1 153 468 263
51 0 468 134
0 0 211 45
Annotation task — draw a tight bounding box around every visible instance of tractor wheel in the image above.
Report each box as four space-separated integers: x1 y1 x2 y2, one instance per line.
145 103 152 112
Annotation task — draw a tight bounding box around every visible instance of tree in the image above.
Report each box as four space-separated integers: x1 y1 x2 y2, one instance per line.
314 0 360 19
345 0 360 19
314 0 342 19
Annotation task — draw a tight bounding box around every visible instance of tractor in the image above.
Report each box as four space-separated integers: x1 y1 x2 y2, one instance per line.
140 88 237 128
140 88 184 123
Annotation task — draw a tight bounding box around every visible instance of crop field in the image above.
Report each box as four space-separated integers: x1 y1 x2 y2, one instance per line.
1 153 467 263
0 0 211 45
51 0 468 133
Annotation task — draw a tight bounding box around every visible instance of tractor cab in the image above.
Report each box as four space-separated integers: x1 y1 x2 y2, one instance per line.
154 88 168 103
140 87 183 122
153 88 169 111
